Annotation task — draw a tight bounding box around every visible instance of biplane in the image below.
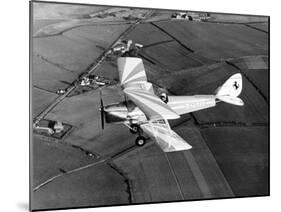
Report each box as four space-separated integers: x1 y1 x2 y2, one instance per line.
99 57 244 152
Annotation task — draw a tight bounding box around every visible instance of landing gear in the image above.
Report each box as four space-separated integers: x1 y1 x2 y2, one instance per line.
129 124 139 134
128 123 146 147
135 136 146 147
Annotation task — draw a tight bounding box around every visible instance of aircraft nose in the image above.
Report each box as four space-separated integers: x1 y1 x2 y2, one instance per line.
103 105 117 112
103 106 110 112
103 102 128 113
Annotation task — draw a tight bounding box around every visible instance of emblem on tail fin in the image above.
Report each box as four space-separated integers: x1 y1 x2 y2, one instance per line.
233 81 239 90
216 73 244 106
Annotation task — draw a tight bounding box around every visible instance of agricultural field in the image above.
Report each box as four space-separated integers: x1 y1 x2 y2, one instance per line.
31 2 269 210
200 127 269 196
153 20 268 60
32 87 58 118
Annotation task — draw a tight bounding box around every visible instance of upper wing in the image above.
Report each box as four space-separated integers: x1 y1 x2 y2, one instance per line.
118 57 179 120
140 119 192 152
124 86 179 120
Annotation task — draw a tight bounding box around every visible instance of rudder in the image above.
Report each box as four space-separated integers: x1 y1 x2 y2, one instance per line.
216 73 244 106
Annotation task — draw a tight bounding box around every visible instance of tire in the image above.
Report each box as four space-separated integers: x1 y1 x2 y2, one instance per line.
129 124 139 134
136 136 146 147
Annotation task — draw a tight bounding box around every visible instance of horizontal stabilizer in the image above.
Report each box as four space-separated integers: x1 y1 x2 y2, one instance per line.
216 73 242 97
217 96 244 106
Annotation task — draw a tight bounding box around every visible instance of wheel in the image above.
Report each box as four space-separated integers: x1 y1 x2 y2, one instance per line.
129 124 139 134
136 136 146 147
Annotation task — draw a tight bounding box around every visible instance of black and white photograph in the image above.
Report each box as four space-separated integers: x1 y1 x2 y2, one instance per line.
30 1 269 211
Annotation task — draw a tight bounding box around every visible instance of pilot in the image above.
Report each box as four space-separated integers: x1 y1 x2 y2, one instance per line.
160 93 169 103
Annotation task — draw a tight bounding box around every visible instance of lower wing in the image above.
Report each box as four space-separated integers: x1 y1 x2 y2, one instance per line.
140 119 192 152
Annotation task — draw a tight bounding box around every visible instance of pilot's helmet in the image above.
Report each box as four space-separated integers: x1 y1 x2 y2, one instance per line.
160 93 168 103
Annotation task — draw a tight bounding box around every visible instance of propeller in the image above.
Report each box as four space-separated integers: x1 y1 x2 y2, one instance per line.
99 89 105 130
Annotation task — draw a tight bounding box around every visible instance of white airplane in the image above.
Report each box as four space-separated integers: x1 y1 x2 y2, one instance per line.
99 57 244 152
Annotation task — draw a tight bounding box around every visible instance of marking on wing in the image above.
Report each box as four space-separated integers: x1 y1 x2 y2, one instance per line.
122 59 139 81
122 61 146 84
123 71 146 84
118 58 143 84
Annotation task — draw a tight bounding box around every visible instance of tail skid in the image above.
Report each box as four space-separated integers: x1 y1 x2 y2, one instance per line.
215 73 244 106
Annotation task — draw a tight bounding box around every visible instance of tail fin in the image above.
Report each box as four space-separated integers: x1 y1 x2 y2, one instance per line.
215 73 244 106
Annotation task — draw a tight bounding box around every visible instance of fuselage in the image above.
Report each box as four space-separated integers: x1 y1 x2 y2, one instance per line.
104 95 217 124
